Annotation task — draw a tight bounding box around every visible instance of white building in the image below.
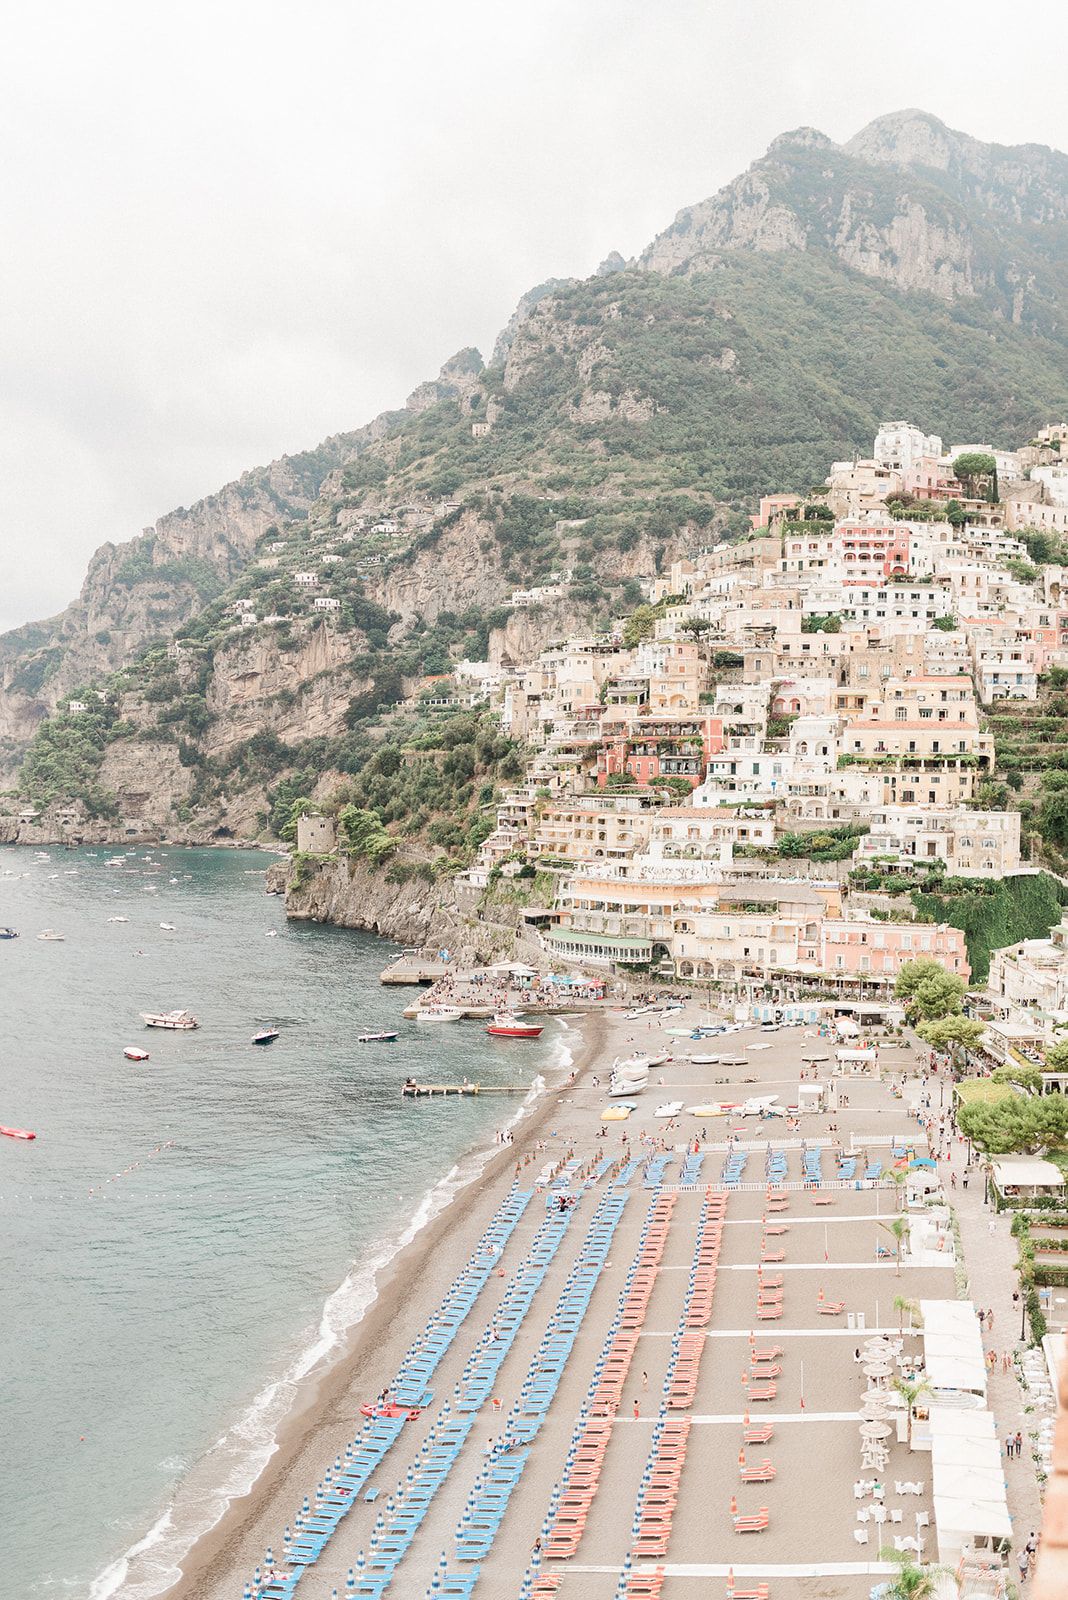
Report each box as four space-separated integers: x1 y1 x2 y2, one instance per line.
874 421 944 474
313 596 341 611
293 571 319 588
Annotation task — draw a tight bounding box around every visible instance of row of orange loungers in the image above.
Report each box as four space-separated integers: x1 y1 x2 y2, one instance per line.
628 1189 729 1563
541 1191 678 1565
734 1187 783 1549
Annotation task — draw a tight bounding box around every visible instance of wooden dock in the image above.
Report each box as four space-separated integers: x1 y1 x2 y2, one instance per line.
380 960 456 986
401 1083 534 1098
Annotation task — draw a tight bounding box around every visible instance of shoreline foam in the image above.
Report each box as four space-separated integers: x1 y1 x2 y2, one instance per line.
92 1017 593 1600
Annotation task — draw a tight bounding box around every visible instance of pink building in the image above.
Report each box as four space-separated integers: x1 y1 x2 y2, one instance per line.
834 521 911 579
820 919 969 983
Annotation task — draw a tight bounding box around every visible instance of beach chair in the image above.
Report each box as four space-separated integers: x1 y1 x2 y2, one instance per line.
743 1421 774 1444
726 1578 769 1600
745 1383 777 1402
732 1508 769 1533
740 1458 776 1482
854 1528 869 1546
817 1298 845 1315
759 1248 785 1263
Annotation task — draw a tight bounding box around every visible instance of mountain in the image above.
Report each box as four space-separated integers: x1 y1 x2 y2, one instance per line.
1 110 1067 842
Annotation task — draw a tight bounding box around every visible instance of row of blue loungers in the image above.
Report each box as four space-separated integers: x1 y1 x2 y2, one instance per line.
252 1179 536 1597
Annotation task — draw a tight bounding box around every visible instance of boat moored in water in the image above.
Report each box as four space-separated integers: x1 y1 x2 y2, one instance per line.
252 1029 280 1046
37 929 65 941
123 1047 150 1061
415 1004 464 1023
358 1031 399 1043
0 926 18 939
1 1125 36 1140
485 1013 543 1039
141 1010 199 1030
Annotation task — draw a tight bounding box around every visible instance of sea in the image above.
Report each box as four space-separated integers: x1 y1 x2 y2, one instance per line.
0 845 568 1599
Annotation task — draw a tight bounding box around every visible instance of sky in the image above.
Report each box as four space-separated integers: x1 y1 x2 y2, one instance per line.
2 0 1068 633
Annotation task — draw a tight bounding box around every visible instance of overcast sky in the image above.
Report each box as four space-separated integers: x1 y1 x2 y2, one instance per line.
2 0 1067 633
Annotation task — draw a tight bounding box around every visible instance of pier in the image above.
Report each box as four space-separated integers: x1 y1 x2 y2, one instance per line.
401 1082 534 1097
380 958 456 985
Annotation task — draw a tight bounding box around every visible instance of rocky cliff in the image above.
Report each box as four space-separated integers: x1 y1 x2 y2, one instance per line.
3 108 1068 848
640 110 1068 325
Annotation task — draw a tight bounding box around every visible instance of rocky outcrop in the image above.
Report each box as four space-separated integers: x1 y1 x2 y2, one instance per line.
285 853 457 947
405 348 485 413
205 623 363 750
640 110 1066 315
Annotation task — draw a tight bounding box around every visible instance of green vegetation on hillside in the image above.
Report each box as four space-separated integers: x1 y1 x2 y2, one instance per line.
909 871 1068 982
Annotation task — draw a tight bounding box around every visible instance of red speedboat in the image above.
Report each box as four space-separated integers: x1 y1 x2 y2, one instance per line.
485 1013 543 1039
0 1125 36 1141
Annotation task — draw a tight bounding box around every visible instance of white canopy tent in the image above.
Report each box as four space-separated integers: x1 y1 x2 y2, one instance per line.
920 1301 987 1398
929 1406 1012 1565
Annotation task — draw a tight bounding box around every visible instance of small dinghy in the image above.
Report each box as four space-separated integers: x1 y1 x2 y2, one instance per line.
0 1125 36 1140
123 1047 150 1062
253 1029 280 1046
654 1101 684 1118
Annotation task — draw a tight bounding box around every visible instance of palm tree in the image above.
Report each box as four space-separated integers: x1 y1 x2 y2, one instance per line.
893 1295 921 1333
880 1216 911 1275
892 1376 932 1450
876 1548 953 1599
886 1166 909 1212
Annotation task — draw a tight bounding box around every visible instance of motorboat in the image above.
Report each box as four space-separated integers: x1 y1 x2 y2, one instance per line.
252 1029 280 1046
141 1010 199 1030
358 1031 399 1043
645 1051 671 1068
415 1004 464 1022
624 1006 655 1020
37 929 65 941
106 916 129 923
654 1101 684 1118
609 1068 648 1098
612 1053 652 1074
486 1013 543 1039
0 926 17 939
265 929 278 937
159 922 176 931
0 1125 36 1140
124 1047 150 1062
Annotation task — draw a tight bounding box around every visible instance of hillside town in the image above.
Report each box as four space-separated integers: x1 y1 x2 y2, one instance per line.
300 420 1068 1066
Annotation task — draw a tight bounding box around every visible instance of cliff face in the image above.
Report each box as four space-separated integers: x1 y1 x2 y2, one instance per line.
640 111 1068 324
2 108 1067 847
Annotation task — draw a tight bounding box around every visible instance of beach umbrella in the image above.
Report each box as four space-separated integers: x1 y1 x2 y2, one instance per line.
264 1548 273 1567
243 1587 252 1600
864 1362 892 1380
356 1550 365 1572
860 1420 893 1438
347 1571 356 1593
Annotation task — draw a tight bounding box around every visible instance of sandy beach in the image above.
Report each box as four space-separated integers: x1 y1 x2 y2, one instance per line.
139 995 1009 1600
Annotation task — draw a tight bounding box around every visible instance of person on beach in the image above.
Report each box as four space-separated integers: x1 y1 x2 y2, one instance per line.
633 1399 640 1418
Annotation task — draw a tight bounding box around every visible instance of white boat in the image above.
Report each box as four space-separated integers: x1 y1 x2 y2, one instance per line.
141 1010 199 1030
655 1101 684 1118
159 922 176 931
624 1006 655 1020
265 929 278 937
37 929 65 941
106 916 129 923
415 1004 464 1023
689 1054 720 1065
645 1051 671 1068
612 1053 652 1074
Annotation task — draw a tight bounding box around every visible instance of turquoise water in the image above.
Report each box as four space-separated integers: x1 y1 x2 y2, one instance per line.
0 847 562 1599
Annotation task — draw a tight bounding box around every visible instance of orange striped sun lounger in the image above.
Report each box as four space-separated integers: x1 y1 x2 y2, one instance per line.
744 1382 777 1400
817 1299 845 1314
732 1509 770 1533
740 1458 776 1482
743 1422 774 1444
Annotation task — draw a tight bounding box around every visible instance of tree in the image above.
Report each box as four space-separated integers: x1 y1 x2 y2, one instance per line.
1037 788 1068 849
953 451 998 500
885 1166 909 1213
915 1014 986 1071
1045 1039 1068 1075
890 1376 931 1449
880 1215 911 1276
895 959 966 1021
622 604 657 647
931 615 957 631
876 1546 949 1598
992 1062 1042 1094
958 1095 1068 1155
945 498 966 528
893 1295 921 1333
